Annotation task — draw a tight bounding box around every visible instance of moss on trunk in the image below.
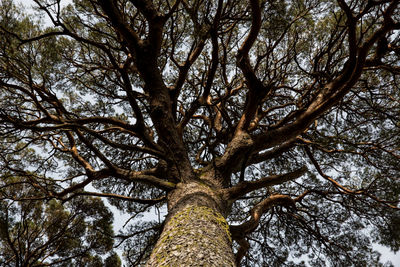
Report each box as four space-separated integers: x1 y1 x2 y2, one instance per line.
146 182 236 266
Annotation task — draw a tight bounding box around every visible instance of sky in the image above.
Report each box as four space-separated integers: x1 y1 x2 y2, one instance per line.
10 0 400 265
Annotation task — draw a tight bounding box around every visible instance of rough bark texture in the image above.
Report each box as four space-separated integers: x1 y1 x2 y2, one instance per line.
146 181 236 266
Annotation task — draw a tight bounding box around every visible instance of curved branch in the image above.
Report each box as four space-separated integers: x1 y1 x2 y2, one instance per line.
223 167 307 200
229 194 298 264
114 167 176 190
63 191 166 205
238 0 261 55
304 146 399 209
230 194 296 239
98 0 142 52
177 0 223 132
235 0 270 132
248 137 298 165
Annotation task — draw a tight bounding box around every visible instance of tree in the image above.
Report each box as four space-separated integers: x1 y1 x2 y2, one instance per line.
0 0 399 265
0 175 120 266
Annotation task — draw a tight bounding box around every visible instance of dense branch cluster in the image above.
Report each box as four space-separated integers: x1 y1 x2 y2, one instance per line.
0 0 399 266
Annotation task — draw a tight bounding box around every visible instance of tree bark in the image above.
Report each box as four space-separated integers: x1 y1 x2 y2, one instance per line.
146 181 236 266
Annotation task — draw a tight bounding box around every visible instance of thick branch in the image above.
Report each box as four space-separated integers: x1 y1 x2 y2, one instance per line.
238 0 261 55
114 167 176 190
99 0 194 181
235 0 270 131
248 137 298 165
223 167 307 200
97 0 142 52
229 194 298 263
230 194 296 238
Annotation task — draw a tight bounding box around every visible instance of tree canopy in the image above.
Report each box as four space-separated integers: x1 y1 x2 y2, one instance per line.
0 175 119 266
0 0 399 266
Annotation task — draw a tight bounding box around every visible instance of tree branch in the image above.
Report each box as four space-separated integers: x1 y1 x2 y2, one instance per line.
235 0 270 132
223 167 307 200
304 146 399 209
230 194 296 239
114 167 176 190
63 191 166 205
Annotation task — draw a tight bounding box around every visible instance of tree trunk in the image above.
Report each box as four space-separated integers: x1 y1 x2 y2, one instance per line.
146 181 236 266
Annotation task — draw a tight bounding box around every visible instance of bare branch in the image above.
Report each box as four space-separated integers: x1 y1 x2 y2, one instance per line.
63 191 166 205
223 167 307 200
114 167 176 190
304 146 399 209
230 194 296 238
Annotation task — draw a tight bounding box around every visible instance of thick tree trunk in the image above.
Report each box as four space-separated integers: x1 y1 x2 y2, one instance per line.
146 181 236 266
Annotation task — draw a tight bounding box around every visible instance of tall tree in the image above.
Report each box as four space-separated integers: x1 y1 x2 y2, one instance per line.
0 0 399 265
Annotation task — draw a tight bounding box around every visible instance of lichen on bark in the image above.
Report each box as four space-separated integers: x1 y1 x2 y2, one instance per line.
146 204 235 266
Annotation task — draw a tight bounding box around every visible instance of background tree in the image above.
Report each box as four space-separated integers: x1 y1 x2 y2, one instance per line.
0 175 120 266
0 0 399 266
